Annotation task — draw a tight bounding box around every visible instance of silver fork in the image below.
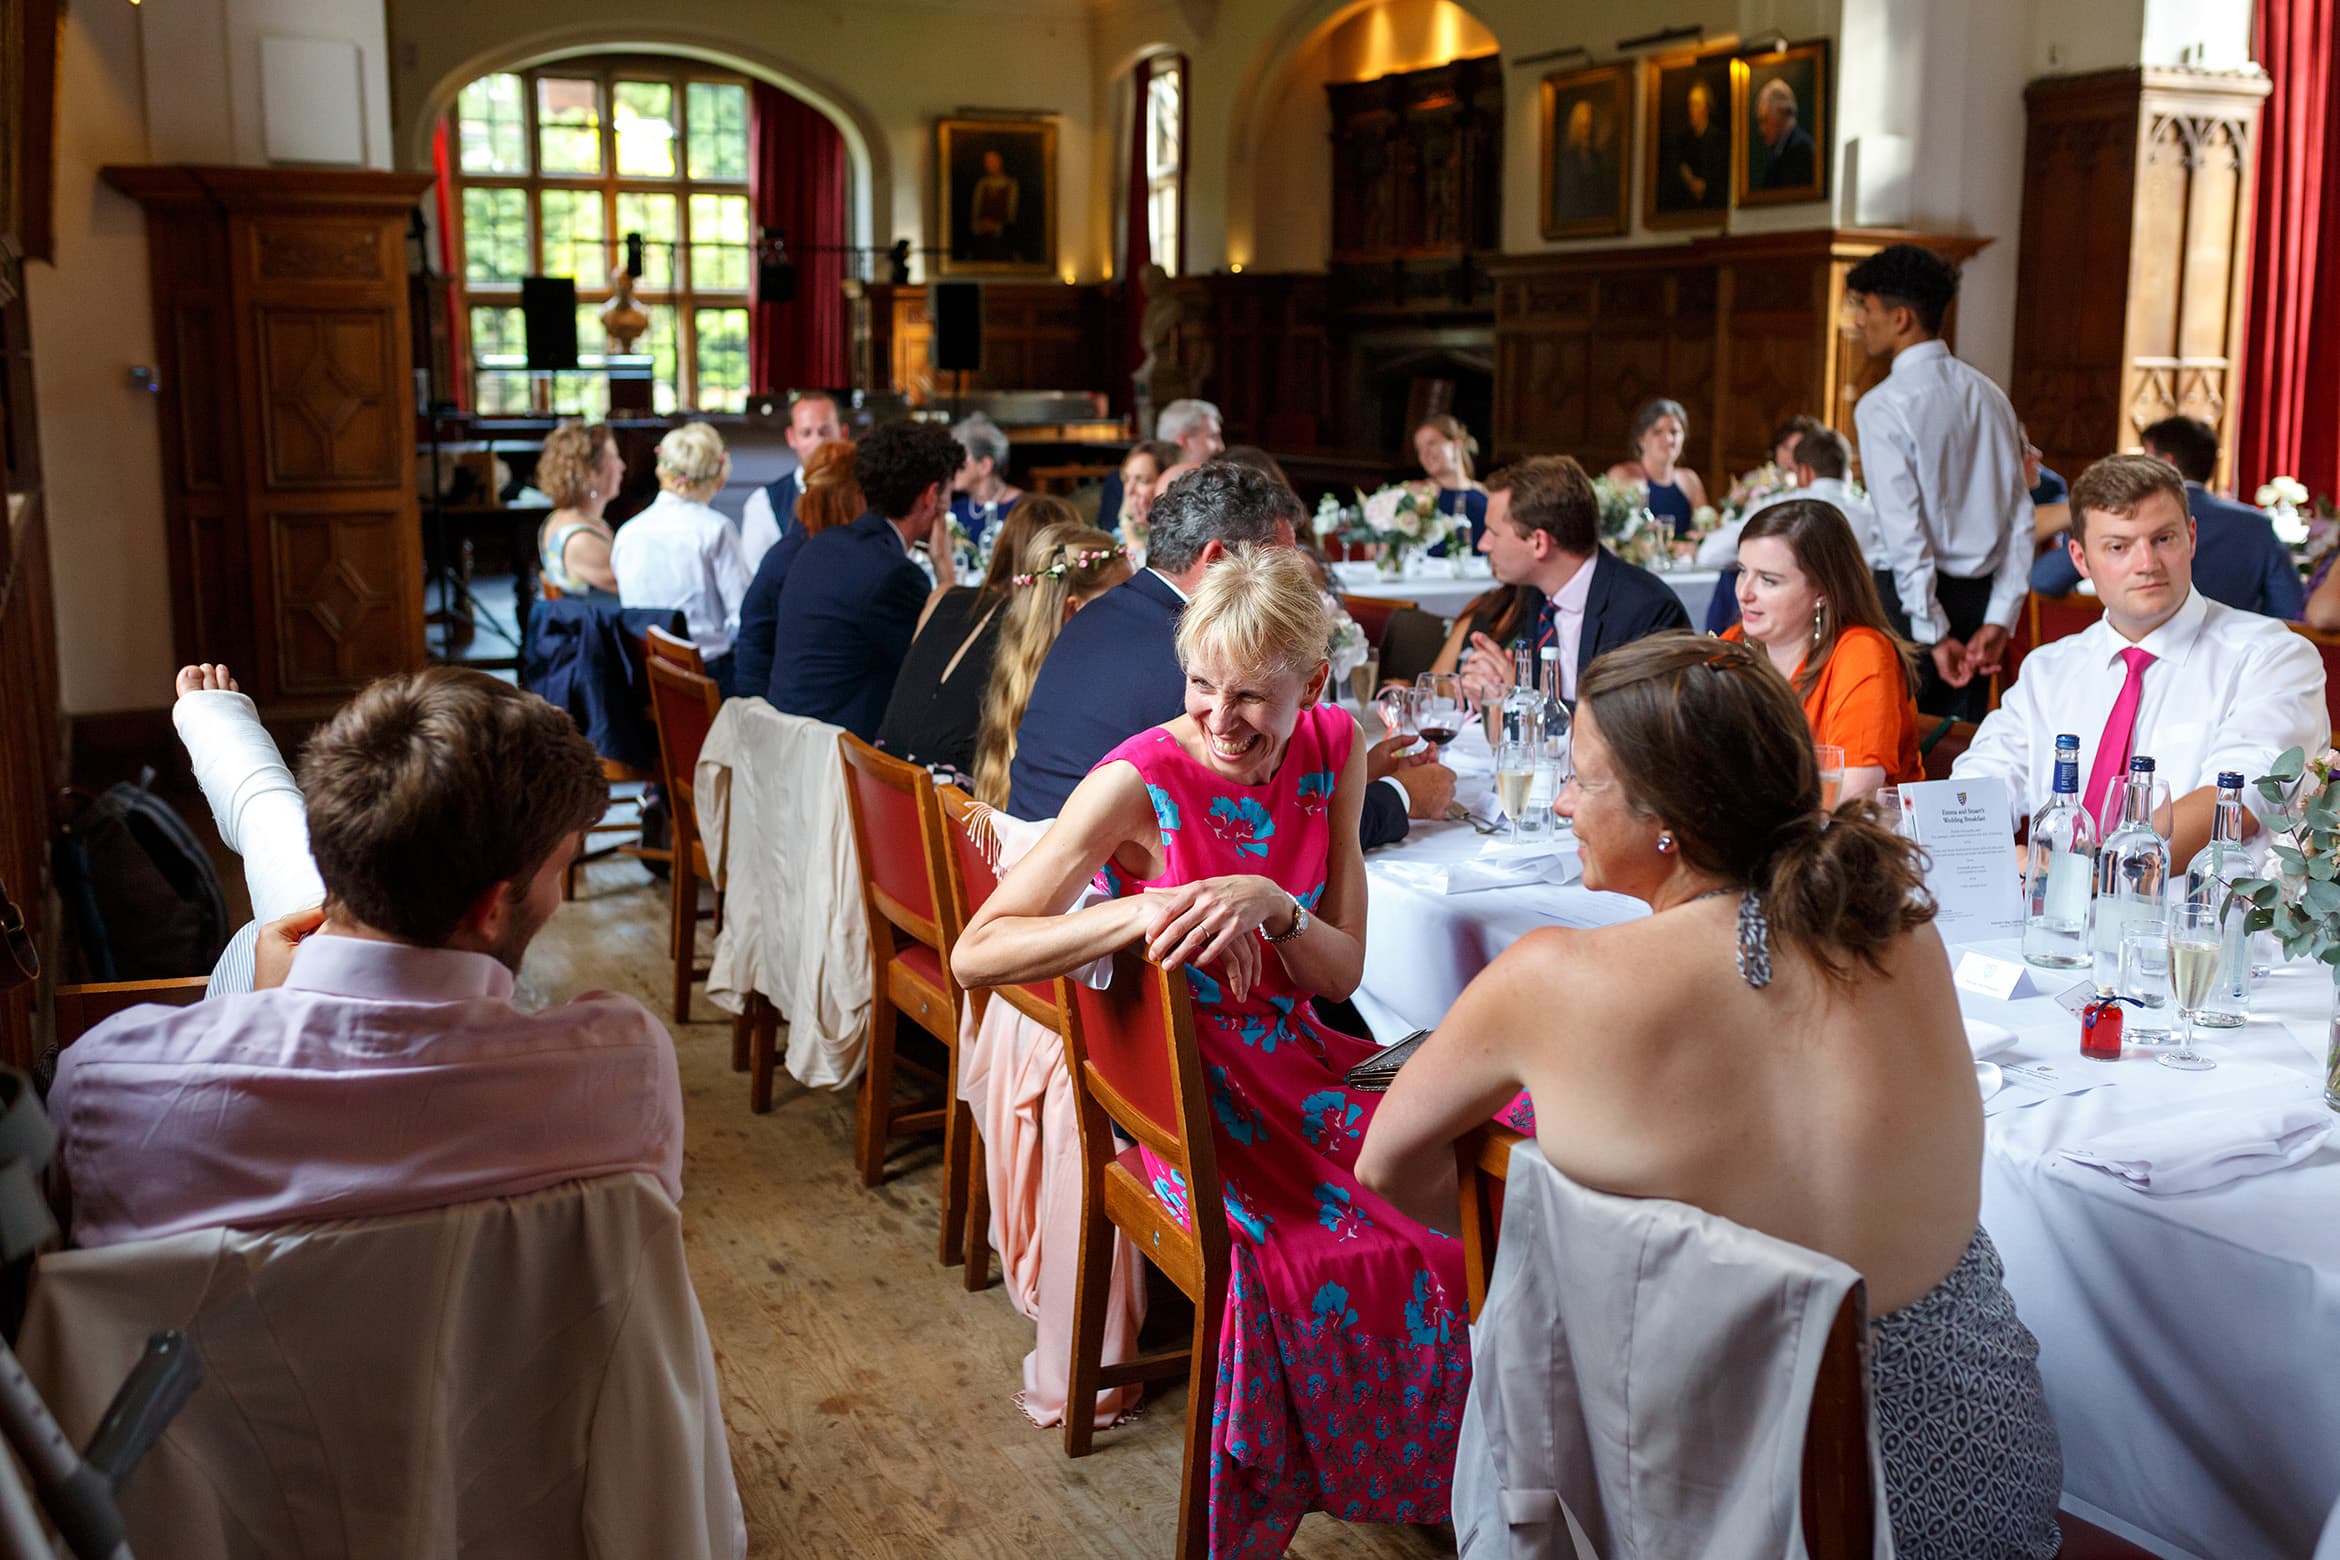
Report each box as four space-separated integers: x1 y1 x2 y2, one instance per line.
1445 804 1499 835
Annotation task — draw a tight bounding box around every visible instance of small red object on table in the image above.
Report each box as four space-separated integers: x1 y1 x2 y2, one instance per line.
2080 987 2129 1062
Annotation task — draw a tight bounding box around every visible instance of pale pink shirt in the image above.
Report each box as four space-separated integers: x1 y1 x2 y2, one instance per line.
1551 553 1596 701
50 934 684 1249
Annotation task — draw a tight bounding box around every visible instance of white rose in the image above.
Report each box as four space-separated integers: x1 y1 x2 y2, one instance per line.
1362 486 1405 535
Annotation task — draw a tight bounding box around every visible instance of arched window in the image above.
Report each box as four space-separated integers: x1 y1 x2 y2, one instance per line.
447 58 752 415
1142 54 1185 276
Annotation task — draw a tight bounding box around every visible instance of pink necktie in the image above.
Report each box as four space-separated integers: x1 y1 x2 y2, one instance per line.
2084 645 2157 834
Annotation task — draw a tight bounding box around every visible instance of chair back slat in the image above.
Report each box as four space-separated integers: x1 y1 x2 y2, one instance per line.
646 655 722 811
645 624 704 674
1799 1288 1878 1559
935 786 1001 936
839 735 944 942
1057 951 1200 1164
54 978 210 1048
1337 594 1418 653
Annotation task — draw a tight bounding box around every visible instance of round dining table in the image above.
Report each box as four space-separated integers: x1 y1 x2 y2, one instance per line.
1353 723 2340 1559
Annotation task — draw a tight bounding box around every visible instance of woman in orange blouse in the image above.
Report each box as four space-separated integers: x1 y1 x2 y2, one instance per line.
1722 499 1924 797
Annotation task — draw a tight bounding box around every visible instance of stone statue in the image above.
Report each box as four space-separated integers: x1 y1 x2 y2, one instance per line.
1132 263 1210 435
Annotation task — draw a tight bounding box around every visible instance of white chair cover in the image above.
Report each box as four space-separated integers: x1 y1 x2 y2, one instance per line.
694 696 871 1089
1454 1139 1891 1560
18 1174 746 1559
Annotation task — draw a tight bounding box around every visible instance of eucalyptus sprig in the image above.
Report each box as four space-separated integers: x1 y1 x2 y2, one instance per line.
2230 745 2340 966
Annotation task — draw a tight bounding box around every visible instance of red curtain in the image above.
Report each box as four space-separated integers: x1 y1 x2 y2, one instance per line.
1123 58 1153 418
748 81 848 394
430 122 469 411
2237 0 2340 496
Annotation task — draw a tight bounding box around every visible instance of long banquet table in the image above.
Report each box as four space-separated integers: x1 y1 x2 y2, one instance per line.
1330 559 1722 632
1354 727 2340 1560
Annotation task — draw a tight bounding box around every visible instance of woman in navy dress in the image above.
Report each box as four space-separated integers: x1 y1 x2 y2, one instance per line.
1606 397 1710 540
950 411 1025 545
1411 414 1489 552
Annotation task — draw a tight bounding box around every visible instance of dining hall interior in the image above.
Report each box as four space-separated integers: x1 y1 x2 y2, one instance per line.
2 0 2339 1554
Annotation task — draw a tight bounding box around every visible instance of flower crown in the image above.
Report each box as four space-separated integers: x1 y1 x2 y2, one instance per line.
1012 545 1126 587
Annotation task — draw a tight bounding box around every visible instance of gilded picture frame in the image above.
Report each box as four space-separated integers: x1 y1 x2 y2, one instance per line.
1641 46 1735 231
1733 40 1831 207
935 116 1059 277
1539 63 1632 241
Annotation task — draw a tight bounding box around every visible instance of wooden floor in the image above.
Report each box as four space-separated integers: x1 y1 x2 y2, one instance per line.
520 858 1451 1560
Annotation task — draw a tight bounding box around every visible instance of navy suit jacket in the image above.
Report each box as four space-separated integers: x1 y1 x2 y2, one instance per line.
762 471 802 538
767 511 929 740
1509 550 1695 688
1005 568 1410 845
732 527 810 702
2028 482 2305 620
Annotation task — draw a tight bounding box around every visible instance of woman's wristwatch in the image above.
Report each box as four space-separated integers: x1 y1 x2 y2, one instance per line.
1262 892 1310 944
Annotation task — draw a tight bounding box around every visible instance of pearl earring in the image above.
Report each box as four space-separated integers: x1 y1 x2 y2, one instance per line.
1657 831 1675 854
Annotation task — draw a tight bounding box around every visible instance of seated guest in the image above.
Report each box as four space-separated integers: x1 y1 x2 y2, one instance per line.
2025 427 2070 549
740 390 848 565
1353 634 2063 1560
1605 397 1710 539
50 668 684 1248
1410 413 1490 548
970 520 1134 806
733 439 862 703
876 495 1087 778
534 419 624 596
954 549 1472 1555
2029 416 2304 620
612 421 752 696
2303 550 2340 633
1111 438 1178 537
1720 499 1924 797
1096 400 1226 534
949 412 1025 545
1004 462 1449 846
766 419 961 741
1702 428 1886 633
1955 454 2326 865
1433 455 1694 709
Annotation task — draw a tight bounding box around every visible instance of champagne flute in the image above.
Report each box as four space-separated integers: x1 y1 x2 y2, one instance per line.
2162 902 2222 1072
1815 743 1845 812
1495 740 1535 839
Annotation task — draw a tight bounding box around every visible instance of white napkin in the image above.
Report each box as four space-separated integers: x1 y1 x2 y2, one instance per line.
2060 1098 2335 1196
1965 1019 2019 1060
1379 840 1583 896
1974 1062 2004 1101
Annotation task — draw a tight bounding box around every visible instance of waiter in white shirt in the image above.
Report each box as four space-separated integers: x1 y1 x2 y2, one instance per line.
1709 428 1885 567
1952 454 2326 867
1847 244 2033 720
738 391 849 569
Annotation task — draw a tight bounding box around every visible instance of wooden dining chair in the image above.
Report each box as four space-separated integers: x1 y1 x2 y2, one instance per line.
1378 605 1453 689
932 783 1074 1292
1058 948 1227 1560
644 623 703 673
53 977 209 1047
837 736 978 1273
1920 717 1979 781
1336 593 1419 654
645 652 726 1024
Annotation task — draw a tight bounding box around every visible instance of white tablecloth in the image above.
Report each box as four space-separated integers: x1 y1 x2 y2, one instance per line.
1356 791 2340 1559
1331 559 1721 632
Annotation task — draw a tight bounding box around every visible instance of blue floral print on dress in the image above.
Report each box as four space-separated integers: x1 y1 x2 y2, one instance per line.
1206 794 1276 858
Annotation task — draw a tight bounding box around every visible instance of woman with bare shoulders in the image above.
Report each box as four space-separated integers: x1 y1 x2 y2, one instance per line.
1356 633 2062 1560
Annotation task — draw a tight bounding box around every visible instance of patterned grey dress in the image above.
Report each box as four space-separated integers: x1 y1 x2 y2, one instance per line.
1871 1227 2064 1559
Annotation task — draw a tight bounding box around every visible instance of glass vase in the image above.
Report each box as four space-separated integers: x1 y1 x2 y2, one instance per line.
1375 545 1405 578
2326 975 2340 1112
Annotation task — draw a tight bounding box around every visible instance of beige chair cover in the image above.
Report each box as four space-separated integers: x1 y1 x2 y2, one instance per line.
18 1174 746 1559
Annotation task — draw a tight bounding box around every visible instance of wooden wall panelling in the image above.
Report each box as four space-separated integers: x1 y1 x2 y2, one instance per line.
102 167 431 714
2013 67 2270 486
1169 273 1331 448
846 281 1120 405
0 493 58 1070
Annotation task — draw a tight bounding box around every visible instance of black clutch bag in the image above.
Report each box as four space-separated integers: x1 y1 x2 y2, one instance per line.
1342 1029 1432 1093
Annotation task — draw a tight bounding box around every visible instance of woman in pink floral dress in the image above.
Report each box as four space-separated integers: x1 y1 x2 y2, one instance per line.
954 547 1470 1555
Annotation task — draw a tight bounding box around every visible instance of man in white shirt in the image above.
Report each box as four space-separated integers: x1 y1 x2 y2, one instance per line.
612 423 753 694
738 391 849 568
1704 427 1884 570
1847 244 2033 720
1953 454 2326 866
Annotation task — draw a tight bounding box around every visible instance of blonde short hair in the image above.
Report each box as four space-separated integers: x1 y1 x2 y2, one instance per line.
656 421 728 491
1174 546 1330 682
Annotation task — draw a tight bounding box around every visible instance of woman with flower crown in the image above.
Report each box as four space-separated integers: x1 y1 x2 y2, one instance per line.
955 546 1477 1556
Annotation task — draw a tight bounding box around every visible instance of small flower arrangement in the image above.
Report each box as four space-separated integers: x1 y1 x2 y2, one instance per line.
1720 461 1797 525
1325 603 1369 682
1313 486 1464 573
2259 475 2314 548
2230 745 2340 1106
1593 476 1671 567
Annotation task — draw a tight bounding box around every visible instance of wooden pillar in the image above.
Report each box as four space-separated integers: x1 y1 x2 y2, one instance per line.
2012 67 2272 487
101 166 433 716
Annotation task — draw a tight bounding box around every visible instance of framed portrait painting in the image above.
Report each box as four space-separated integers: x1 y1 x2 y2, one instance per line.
1642 47 1735 230
1539 64 1631 240
936 116 1058 276
1734 41 1830 206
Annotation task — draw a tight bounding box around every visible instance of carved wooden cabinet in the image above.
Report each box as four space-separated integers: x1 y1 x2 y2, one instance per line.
103 166 431 714
2012 68 2271 486
1489 229 1987 479
1328 55 1503 314
845 280 1121 404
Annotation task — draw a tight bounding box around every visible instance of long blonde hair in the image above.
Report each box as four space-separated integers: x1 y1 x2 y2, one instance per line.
972 522 1129 807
